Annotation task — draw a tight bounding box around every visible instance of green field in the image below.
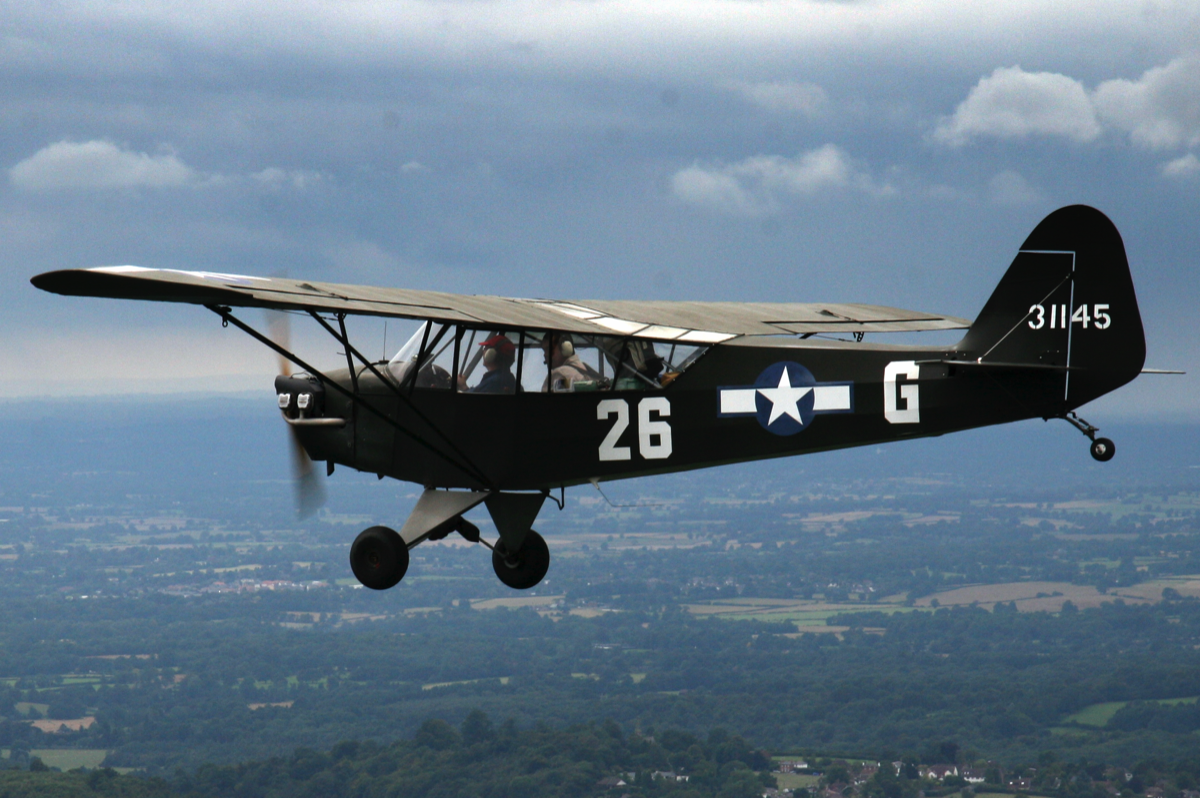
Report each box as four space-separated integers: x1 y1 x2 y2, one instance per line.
32 750 109 770
1 749 109 769
687 603 913 625
61 676 101 685
1064 696 1198 727
775 773 821 790
422 676 510 691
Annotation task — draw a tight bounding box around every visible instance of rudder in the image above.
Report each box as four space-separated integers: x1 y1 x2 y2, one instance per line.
956 205 1145 411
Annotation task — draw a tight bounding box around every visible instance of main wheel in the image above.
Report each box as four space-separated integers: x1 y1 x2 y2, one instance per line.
1090 437 1116 462
492 530 550 590
350 526 409 590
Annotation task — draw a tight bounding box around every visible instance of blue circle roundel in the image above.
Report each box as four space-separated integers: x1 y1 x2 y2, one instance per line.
753 362 817 436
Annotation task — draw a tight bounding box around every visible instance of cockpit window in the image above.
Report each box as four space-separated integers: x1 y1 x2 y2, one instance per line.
457 330 518 394
522 332 708 393
525 332 609 393
386 322 709 394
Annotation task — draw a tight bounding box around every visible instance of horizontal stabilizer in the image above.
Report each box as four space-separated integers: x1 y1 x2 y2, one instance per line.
917 359 1080 372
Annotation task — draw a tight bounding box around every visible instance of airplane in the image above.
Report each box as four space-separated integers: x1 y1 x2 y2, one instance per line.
32 204 1168 593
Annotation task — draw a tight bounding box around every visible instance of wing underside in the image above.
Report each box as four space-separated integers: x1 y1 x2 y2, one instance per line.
31 266 970 340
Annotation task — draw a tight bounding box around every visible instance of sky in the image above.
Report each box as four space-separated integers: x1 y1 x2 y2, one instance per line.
1 0 1197 418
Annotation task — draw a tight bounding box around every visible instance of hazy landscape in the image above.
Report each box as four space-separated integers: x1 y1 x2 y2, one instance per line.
0 396 1198 796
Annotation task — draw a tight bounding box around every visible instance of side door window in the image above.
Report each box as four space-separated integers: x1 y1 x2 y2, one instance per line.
456 330 518 395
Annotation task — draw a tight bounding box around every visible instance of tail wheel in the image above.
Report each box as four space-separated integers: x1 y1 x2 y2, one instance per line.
350 526 409 590
1090 437 1116 462
492 530 550 590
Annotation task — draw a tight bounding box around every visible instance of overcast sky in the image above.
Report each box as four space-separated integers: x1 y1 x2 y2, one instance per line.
2 0 1197 418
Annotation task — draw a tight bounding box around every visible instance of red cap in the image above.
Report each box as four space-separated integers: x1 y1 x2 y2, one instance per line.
479 334 516 357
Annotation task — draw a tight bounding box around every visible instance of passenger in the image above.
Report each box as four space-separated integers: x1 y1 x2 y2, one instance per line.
460 335 516 394
541 335 600 392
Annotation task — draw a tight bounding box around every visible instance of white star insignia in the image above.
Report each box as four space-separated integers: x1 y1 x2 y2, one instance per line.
757 368 812 425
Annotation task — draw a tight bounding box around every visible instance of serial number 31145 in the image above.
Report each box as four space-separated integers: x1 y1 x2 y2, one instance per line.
1028 303 1111 330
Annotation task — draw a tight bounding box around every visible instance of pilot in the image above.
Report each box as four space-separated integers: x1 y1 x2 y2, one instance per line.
541 334 600 392
460 334 516 394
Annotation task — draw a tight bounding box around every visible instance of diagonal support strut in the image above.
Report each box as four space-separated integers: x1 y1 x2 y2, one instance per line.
305 310 490 490
207 305 494 489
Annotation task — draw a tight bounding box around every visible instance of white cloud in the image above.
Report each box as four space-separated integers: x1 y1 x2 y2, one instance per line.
9 140 196 190
934 66 1101 146
1094 56 1200 150
671 144 891 215
1161 153 1200 179
720 80 827 116
936 57 1200 155
400 161 430 174
251 167 325 189
9 140 328 193
988 170 1043 206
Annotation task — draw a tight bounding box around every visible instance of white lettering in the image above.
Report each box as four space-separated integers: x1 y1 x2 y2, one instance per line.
597 399 631 461
599 398 673 461
1030 303 1112 331
884 361 920 424
638 397 673 460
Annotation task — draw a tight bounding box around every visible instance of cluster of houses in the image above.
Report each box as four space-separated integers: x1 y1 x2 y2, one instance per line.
596 771 690 790
767 759 1189 798
595 758 1198 798
768 759 1042 797
596 753 1196 798
161 578 329 597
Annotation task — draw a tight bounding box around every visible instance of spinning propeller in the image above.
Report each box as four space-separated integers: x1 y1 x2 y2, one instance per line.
267 310 326 518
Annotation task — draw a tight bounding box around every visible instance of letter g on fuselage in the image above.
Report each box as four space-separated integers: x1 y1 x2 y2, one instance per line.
884 361 920 424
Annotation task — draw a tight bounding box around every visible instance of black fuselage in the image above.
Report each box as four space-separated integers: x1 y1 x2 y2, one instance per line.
297 336 1078 492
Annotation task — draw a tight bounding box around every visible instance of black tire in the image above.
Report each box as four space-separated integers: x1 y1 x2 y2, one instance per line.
349 526 409 590
1090 437 1116 462
492 529 550 590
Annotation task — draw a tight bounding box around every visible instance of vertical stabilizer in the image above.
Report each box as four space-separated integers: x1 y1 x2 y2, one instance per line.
956 205 1145 411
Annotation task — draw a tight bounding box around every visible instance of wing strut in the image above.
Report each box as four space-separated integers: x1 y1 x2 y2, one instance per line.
208 305 494 489
336 313 358 394
304 310 493 490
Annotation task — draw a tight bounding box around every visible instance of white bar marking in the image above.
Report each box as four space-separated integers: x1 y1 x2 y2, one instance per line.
812 384 851 411
719 388 758 414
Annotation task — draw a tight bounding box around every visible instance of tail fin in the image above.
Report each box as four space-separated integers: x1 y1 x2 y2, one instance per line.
956 205 1145 411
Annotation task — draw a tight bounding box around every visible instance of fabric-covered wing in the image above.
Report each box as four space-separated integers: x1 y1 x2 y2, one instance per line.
31 266 970 340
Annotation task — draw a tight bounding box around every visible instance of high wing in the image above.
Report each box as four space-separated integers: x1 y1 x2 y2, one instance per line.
31 266 970 341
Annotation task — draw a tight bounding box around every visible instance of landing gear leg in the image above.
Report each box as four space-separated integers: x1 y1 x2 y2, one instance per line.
1059 412 1115 462
359 489 552 591
451 516 549 590
481 492 550 589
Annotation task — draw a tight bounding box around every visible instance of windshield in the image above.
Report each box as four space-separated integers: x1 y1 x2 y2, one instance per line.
389 321 429 371
386 322 455 389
